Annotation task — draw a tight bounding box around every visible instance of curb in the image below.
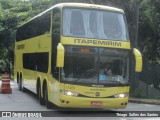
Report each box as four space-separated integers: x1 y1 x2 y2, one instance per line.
129 98 160 105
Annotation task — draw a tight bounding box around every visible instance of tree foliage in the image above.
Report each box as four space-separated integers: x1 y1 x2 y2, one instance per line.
0 0 159 73
139 0 160 63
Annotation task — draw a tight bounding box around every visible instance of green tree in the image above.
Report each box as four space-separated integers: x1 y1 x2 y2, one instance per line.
0 0 159 73
0 0 52 73
139 0 160 63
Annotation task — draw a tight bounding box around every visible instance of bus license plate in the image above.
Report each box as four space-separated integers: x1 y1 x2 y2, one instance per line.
91 101 103 106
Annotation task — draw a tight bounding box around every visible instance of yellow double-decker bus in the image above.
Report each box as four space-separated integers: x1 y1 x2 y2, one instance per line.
14 3 142 109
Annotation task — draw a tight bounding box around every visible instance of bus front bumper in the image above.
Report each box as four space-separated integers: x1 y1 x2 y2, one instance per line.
57 95 129 109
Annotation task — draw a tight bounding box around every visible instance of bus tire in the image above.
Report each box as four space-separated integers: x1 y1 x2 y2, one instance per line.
18 73 22 91
37 82 45 105
19 73 26 92
17 73 19 84
44 84 52 109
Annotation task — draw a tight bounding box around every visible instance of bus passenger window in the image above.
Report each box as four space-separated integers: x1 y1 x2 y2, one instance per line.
89 12 98 38
70 11 85 36
52 10 60 35
37 11 51 35
103 13 122 40
52 9 61 80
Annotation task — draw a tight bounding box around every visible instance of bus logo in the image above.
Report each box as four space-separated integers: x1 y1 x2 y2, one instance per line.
95 92 100 97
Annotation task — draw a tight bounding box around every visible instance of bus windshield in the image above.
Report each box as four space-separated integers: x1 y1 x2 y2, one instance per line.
61 46 129 85
63 8 129 41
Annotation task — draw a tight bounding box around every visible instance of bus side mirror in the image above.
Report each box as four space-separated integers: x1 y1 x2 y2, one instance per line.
56 43 64 67
133 48 142 72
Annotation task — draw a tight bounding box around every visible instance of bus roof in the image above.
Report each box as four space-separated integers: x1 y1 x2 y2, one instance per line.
56 3 124 13
18 3 124 28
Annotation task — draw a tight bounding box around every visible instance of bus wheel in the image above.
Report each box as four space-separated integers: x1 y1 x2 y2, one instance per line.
18 73 22 91
44 84 52 109
19 73 26 92
38 85 45 105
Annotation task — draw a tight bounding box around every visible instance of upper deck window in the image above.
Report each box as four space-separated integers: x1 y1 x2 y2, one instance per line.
16 11 51 41
63 8 129 41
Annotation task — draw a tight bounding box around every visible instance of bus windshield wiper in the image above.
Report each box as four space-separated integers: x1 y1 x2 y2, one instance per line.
75 78 81 82
105 80 124 84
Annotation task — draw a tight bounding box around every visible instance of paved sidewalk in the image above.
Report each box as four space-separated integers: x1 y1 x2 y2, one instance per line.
129 98 160 105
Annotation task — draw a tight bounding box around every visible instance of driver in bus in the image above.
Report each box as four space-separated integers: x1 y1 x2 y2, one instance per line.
100 63 112 76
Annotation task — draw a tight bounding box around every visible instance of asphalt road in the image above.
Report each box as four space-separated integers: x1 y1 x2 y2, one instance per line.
0 80 160 120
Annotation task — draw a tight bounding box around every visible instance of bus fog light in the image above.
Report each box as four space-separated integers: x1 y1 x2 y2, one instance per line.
61 90 79 96
114 93 128 98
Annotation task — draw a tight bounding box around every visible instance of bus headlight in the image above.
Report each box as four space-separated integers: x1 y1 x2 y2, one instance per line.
114 93 129 98
61 90 79 96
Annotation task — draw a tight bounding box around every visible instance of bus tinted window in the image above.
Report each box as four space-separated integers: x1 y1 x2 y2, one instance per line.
23 52 49 73
52 9 60 35
16 11 51 41
37 12 51 35
16 19 38 41
52 9 61 79
63 8 129 41
62 46 129 84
